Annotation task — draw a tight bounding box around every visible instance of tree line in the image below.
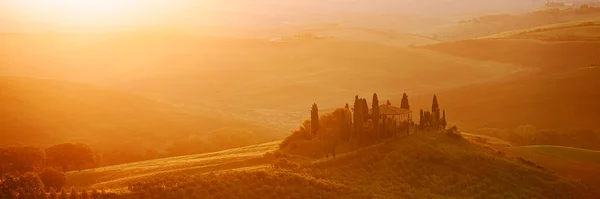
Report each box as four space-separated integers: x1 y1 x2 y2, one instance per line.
280 93 448 158
0 143 100 198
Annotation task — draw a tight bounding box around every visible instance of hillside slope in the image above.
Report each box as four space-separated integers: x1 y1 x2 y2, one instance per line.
483 20 600 41
423 39 600 71
0 33 520 111
67 132 600 198
505 145 600 187
0 77 276 165
410 67 600 132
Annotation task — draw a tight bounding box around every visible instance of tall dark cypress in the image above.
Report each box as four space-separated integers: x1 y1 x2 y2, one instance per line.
442 109 447 129
372 93 380 140
432 95 440 127
353 96 362 140
419 109 424 127
400 93 410 110
311 103 320 135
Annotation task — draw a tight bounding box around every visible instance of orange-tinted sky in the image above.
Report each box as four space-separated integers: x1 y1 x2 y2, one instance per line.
1 0 190 29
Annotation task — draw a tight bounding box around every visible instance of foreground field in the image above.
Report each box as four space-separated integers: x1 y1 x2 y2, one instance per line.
65 132 600 198
66 141 280 190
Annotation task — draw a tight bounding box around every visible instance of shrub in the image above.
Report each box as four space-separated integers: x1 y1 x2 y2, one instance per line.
39 168 66 191
273 158 298 170
445 126 463 139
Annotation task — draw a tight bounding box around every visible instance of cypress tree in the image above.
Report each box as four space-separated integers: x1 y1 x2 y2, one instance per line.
372 93 380 140
419 109 424 128
431 95 440 127
401 93 410 110
353 96 361 140
80 189 90 199
442 109 447 129
311 103 320 135
59 189 68 199
69 188 79 199
49 188 59 199
361 98 369 120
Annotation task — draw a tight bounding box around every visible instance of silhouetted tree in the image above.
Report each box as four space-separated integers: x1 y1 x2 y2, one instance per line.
310 103 320 135
21 172 45 194
442 109 447 129
39 168 66 191
361 98 369 121
431 95 441 128
49 188 59 199
344 103 349 110
372 93 380 140
400 93 410 110
419 109 424 128
39 190 50 199
45 143 97 172
0 146 45 175
80 189 90 199
59 188 68 199
69 187 79 199
386 100 391 105
353 96 363 141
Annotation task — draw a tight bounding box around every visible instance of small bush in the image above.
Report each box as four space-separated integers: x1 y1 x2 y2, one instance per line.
445 126 463 139
273 158 298 170
39 168 66 191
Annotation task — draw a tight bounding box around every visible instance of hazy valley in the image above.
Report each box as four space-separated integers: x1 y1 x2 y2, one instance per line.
2 1 600 198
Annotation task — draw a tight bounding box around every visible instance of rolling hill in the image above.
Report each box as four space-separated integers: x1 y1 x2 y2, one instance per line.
0 33 520 112
483 20 600 41
65 132 600 198
0 76 278 165
414 35 600 132
409 65 600 132
504 145 600 187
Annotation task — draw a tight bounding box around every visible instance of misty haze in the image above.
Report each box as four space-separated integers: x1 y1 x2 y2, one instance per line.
1 0 600 198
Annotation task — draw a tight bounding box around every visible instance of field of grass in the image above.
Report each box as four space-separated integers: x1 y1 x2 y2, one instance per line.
67 132 600 198
66 141 280 190
483 20 600 40
504 145 600 187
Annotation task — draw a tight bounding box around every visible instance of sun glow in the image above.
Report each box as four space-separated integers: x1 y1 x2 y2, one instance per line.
5 0 183 29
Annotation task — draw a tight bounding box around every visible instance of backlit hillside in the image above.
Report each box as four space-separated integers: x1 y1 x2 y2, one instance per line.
66 132 600 198
0 76 277 165
0 33 519 111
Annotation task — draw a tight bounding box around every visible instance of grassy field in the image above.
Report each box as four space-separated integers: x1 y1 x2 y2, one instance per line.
504 145 600 187
66 141 280 191
65 132 600 198
482 20 600 40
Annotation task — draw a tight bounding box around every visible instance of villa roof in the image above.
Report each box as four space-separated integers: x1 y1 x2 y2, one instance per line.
376 104 412 115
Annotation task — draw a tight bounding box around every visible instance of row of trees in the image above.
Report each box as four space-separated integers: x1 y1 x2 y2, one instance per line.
1 143 100 197
418 95 447 130
1 186 113 199
1 143 99 175
283 93 424 158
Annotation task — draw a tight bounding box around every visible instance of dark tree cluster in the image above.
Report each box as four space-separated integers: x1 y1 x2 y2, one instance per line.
419 95 447 130
281 92 429 159
0 143 100 198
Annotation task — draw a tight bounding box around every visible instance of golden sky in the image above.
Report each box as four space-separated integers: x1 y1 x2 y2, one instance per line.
1 0 190 28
